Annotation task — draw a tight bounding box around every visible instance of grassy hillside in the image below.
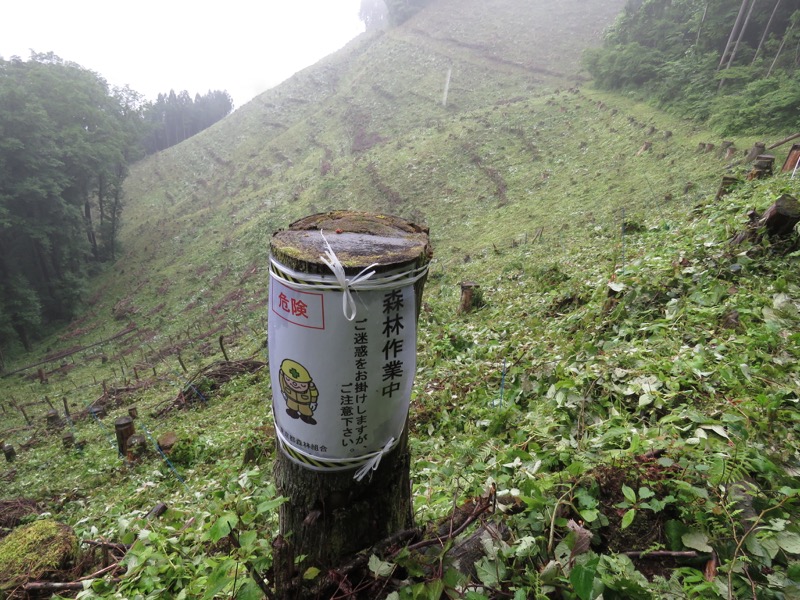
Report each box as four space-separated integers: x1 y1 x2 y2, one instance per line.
2 0 800 597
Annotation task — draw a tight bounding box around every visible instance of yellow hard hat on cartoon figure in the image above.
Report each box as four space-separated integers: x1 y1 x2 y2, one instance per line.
281 359 311 382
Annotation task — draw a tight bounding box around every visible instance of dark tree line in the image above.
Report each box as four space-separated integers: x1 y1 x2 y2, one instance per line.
0 53 142 362
0 54 232 367
584 0 800 133
140 89 233 154
362 0 433 26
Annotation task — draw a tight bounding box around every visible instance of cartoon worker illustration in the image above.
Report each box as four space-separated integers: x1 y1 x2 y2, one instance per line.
279 359 319 425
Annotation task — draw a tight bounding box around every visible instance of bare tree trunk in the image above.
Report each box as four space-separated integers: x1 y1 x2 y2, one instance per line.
719 0 758 90
752 0 782 64
768 20 794 76
718 0 751 70
695 1 710 48
84 199 98 259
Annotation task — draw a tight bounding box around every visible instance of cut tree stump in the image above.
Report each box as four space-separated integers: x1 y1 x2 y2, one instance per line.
781 144 800 174
744 141 766 164
114 416 135 456
458 282 482 314
732 194 800 246
747 154 775 180
269 211 432 577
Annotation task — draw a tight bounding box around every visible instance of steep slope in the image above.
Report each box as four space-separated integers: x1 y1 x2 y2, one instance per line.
108 0 629 351
3 1 800 596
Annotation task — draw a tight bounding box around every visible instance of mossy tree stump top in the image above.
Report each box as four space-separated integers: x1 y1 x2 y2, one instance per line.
270 211 432 275
0 519 77 591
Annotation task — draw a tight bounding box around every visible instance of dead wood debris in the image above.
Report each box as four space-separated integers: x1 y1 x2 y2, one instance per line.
0 499 41 537
278 489 523 599
10 493 520 598
152 358 266 417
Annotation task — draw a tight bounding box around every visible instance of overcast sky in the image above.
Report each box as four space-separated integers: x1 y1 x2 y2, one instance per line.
0 0 366 109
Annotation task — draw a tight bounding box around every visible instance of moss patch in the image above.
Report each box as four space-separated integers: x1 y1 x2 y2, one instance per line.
0 519 78 593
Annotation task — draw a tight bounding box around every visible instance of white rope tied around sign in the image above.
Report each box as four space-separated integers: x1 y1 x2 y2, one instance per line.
353 437 395 481
274 423 400 480
319 231 379 321
269 236 429 321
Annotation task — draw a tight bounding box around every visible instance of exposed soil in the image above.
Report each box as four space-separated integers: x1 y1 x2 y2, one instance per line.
583 455 684 580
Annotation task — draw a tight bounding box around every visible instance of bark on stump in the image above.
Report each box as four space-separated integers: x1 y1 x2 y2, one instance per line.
732 194 800 246
114 416 135 456
458 282 482 314
269 211 432 575
744 142 766 164
747 155 775 180
781 144 800 173
45 409 62 429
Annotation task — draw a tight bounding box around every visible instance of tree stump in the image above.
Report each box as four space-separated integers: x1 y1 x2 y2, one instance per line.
269 211 431 576
157 431 178 453
732 194 800 246
636 141 652 156
747 155 775 180
717 141 734 158
744 142 766 164
126 434 148 461
458 282 482 314
45 409 62 429
781 144 800 173
114 416 135 456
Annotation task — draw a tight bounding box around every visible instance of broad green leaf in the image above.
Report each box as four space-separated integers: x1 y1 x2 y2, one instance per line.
700 424 729 440
475 557 506 587
368 554 394 578
238 529 257 550
570 555 600 600
236 579 264 600
203 559 235 600
208 512 238 543
621 508 636 530
776 531 800 554
638 487 654 499
256 497 287 515
665 520 689 551
579 508 599 523
682 531 712 552
303 566 321 580
621 484 636 504
425 579 445 600
608 281 625 292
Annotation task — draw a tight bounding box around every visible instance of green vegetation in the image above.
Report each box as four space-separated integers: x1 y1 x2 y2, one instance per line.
0 56 233 364
584 0 800 134
0 53 138 359
140 90 234 154
0 519 78 592
1 0 800 597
